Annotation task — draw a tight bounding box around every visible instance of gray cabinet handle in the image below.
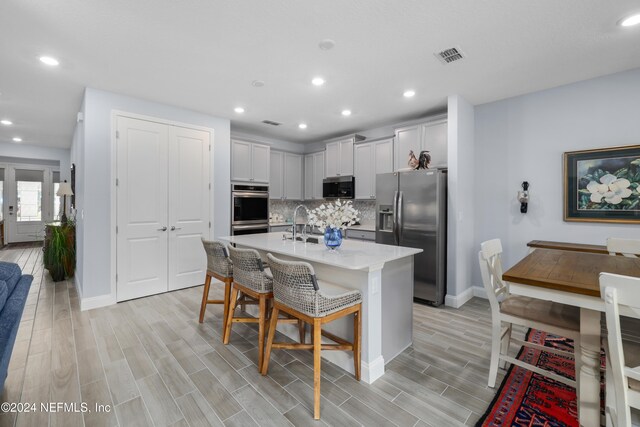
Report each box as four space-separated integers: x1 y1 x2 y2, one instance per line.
158 226 167 231
171 226 182 231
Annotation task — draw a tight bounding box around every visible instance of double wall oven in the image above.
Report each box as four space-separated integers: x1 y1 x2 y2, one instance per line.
231 184 269 235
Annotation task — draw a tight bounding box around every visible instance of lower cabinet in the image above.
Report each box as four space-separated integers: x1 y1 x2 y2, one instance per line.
345 229 376 241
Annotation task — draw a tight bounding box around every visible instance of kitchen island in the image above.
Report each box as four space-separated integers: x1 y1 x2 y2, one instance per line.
219 232 422 383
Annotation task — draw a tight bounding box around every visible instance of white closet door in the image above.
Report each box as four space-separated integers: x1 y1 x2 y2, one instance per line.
168 126 210 291
116 117 169 301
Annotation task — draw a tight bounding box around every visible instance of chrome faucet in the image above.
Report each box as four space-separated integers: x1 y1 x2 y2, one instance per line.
291 204 309 241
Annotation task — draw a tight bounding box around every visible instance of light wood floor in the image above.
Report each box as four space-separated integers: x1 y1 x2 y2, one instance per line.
0 245 514 427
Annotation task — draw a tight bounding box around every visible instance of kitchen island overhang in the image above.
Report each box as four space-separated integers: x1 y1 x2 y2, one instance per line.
219 232 422 384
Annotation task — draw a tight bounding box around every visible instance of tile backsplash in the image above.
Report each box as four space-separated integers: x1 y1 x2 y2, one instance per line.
270 199 376 223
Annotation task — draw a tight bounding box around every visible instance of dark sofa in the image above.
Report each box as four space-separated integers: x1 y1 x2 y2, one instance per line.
0 262 33 391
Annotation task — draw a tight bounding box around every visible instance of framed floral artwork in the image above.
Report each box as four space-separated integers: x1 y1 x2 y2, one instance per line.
564 145 640 223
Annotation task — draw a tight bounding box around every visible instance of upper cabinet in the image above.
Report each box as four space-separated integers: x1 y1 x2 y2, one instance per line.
304 151 325 200
283 153 303 200
354 138 393 199
325 135 363 177
231 139 270 183
270 150 303 200
393 118 447 171
269 151 284 199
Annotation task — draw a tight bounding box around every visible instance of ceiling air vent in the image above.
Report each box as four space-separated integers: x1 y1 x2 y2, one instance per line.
261 120 281 126
435 47 465 64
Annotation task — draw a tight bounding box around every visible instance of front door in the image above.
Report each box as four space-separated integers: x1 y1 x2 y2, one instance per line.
116 117 169 301
7 167 47 243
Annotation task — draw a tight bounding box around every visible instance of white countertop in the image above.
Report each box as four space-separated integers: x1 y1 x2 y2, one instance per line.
219 232 421 271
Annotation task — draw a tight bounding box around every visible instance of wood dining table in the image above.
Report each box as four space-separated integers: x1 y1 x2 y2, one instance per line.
503 247 640 427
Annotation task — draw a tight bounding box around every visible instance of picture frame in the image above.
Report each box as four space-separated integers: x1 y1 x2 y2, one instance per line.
564 145 640 223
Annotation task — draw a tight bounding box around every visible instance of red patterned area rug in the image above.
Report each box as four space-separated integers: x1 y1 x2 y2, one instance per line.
476 329 604 427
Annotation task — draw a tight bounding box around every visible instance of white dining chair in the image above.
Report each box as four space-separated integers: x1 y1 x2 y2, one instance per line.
600 273 640 427
607 238 640 258
479 239 582 388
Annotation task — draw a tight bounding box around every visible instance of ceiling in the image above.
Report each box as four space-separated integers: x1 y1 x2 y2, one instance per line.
1 1 639 149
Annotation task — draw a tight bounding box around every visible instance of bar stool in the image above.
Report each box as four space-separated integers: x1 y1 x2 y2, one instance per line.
224 246 299 371
199 240 233 332
262 253 362 420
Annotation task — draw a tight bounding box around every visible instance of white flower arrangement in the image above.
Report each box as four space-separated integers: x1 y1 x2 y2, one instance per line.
308 200 360 231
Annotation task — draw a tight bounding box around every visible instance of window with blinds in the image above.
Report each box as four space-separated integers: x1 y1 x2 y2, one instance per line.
15 169 43 222
53 171 61 221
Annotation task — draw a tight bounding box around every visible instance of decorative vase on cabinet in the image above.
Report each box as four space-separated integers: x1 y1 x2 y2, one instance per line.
324 227 343 250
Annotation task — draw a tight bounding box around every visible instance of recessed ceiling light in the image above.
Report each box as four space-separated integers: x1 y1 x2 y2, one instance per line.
234 107 245 113
298 123 308 129
1 119 12 126
252 80 265 87
341 110 352 116
619 13 640 27
312 77 325 86
39 56 60 66
12 137 22 142
318 39 336 50
403 90 416 98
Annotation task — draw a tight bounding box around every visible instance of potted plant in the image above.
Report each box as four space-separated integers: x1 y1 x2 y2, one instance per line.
43 223 75 281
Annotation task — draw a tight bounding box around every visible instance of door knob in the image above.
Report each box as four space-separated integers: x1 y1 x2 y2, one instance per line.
158 226 167 231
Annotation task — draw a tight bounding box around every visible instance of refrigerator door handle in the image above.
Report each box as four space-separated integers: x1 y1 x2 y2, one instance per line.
393 190 399 244
397 190 403 243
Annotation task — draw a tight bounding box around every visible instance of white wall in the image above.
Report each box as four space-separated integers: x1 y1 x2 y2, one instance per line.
446 95 476 306
473 67 640 289
70 98 85 294
76 88 230 301
0 142 70 181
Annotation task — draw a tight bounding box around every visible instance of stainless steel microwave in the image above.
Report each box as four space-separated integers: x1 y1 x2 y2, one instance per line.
322 176 355 199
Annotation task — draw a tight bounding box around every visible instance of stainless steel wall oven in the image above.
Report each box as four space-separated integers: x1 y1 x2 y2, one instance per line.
231 184 269 235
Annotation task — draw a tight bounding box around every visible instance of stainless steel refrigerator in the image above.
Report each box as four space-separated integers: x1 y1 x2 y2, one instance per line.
375 169 447 305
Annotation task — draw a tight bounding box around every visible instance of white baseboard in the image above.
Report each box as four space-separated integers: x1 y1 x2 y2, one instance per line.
472 286 488 299
73 275 117 311
444 286 487 308
445 287 474 308
73 275 82 300
80 293 117 311
361 356 385 384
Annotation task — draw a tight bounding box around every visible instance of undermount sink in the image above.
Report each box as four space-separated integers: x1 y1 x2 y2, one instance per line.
282 235 321 244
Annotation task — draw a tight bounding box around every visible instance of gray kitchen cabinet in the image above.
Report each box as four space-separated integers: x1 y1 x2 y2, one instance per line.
354 138 393 199
231 139 270 183
270 150 303 200
394 117 447 171
304 151 325 200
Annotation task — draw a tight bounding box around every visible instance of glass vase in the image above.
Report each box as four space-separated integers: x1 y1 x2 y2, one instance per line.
324 227 343 250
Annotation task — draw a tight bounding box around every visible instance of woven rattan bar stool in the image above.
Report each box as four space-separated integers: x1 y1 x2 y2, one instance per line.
262 253 362 420
199 240 233 332
224 246 300 371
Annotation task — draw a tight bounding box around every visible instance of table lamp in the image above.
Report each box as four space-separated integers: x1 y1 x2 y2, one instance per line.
56 180 74 224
